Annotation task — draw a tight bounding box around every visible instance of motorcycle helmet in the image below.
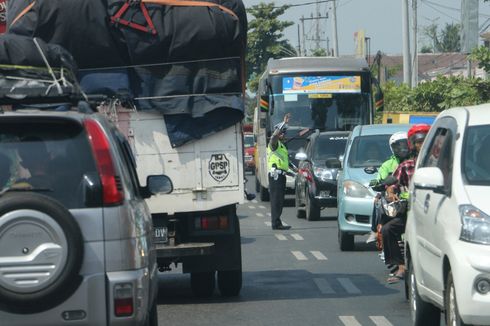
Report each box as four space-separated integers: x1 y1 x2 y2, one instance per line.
389 131 409 160
407 124 430 149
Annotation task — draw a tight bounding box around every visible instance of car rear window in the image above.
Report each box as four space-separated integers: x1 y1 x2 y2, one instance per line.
313 135 348 160
0 118 97 208
462 125 490 185
347 134 392 168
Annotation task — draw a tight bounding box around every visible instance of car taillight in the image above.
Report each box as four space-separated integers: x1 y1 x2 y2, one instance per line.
194 216 229 231
84 119 124 206
300 168 313 182
114 283 133 317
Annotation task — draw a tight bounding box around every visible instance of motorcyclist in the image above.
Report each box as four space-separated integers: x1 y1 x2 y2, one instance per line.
366 131 409 243
383 124 430 284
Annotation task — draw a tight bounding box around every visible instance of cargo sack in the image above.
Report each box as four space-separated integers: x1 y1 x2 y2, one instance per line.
108 0 247 64
0 34 76 72
7 0 128 68
78 68 132 98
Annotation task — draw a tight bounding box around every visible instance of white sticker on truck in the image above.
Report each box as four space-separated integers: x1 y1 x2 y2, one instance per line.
208 154 230 182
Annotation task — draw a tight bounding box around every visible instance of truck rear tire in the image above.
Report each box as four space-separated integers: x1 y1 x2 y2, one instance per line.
217 269 242 297
190 271 215 298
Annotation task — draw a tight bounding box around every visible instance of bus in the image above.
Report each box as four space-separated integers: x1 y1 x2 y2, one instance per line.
253 56 379 201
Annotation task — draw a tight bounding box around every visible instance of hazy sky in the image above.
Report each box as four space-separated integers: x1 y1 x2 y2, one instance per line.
244 0 490 55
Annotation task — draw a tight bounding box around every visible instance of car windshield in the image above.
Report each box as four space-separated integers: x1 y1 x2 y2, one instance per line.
462 125 490 185
0 119 97 208
347 134 392 168
312 135 348 161
244 134 254 148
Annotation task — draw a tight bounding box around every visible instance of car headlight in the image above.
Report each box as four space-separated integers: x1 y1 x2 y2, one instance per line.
314 167 333 181
343 180 371 198
460 205 490 245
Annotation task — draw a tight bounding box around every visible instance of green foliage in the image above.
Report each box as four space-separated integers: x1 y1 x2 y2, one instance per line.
470 46 490 73
311 48 327 57
246 2 296 93
421 23 461 53
383 76 490 112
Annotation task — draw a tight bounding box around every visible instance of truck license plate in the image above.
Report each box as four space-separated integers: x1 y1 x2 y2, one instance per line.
154 226 168 244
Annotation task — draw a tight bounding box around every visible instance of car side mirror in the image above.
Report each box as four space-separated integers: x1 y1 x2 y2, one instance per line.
295 152 308 161
142 175 173 199
413 167 446 194
325 158 341 169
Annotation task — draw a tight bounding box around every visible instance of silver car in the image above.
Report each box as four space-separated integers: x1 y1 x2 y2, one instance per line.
0 109 172 325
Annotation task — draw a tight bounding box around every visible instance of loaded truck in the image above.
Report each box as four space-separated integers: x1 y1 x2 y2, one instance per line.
6 0 247 297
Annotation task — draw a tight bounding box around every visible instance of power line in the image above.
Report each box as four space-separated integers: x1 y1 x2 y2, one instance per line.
273 0 332 9
420 0 458 21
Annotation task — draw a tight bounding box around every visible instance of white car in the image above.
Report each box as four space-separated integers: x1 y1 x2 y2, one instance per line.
405 104 490 325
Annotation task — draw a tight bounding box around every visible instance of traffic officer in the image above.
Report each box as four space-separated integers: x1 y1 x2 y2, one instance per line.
267 113 292 230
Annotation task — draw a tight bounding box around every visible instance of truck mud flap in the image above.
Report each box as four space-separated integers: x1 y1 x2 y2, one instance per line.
156 242 215 258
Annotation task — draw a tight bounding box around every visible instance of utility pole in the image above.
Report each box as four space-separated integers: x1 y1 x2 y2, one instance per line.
297 24 302 56
315 0 321 51
301 16 307 56
402 0 412 87
300 15 328 55
411 0 418 87
331 0 339 56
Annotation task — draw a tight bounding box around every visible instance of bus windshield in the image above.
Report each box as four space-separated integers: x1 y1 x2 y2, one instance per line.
268 74 371 131
270 93 370 131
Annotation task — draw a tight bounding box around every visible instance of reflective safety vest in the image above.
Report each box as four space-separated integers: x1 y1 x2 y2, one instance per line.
267 141 289 171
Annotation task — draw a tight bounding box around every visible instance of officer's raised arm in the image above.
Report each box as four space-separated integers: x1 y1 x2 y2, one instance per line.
270 113 290 150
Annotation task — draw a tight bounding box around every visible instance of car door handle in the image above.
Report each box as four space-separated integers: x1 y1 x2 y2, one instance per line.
424 194 430 214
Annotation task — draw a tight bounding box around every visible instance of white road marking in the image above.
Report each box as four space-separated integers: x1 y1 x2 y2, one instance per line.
275 234 287 241
266 213 271 216
339 316 361 326
259 205 266 209
291 233 303 240
313 278 335 294
310 251 327 260
265 222 272 227
248 206 256 209
369 316 393 326
256 212 264 217
337 278 361 294
291 251 308 260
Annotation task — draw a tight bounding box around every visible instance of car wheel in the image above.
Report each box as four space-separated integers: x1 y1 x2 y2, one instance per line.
217 269 242 297
445 271 468 326
145 299 158 326
191 271 216 298
295 186 306 219
305 190 320 221
408 262 440 325
259 184 270 202
0 193 84 312
338 226 354 251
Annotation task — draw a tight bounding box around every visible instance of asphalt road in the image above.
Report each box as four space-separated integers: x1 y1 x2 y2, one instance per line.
155 174 423 326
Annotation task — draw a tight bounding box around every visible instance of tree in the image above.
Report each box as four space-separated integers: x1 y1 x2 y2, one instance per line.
421 23 461 53
470 45 490 73
246 2 296 92
311 48 327 56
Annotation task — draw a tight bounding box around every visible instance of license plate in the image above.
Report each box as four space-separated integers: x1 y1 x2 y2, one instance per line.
154 226 168 244
320 190 330 197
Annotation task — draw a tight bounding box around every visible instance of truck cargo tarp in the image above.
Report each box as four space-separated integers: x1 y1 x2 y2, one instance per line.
7 0 246 147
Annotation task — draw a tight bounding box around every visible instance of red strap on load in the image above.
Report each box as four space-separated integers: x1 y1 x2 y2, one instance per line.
110 1 157 35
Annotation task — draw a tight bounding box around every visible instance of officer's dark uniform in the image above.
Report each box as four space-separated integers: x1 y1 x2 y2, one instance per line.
267 131 291 230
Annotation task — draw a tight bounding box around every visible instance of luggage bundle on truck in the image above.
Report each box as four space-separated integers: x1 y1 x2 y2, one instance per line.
6 0 247 297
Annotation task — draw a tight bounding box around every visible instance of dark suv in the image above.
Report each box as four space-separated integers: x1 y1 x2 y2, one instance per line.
294 131 349 220
0 106 172 325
